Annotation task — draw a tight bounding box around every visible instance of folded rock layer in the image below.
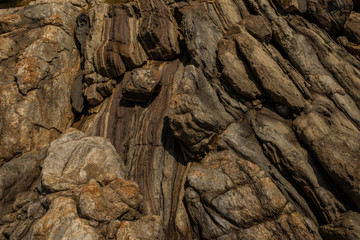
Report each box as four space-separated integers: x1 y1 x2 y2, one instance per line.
0 0 360 239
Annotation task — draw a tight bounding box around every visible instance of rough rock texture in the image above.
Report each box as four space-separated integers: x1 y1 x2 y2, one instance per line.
0 0 82 162
320 211 360 240
122 65 161 103
31 197 101 240
41 128 124 192
0 0 360 239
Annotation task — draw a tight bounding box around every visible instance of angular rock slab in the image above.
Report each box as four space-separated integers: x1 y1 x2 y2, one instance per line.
42 128 124 192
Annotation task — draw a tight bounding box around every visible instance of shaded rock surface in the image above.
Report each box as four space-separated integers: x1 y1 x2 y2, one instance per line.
0 0 360 239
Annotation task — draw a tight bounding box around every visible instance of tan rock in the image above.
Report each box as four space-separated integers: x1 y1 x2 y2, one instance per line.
116 215 165 240
42 128 124 192
275 0 307 13
344 12 360 44
78 179 131 222
31 197 100 240
0 1 81 161
122 66 161 103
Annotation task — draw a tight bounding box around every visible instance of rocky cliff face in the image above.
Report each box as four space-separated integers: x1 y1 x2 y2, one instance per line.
0 0 360 239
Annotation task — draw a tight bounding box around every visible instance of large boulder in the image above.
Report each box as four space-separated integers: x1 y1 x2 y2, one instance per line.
42 128 125 192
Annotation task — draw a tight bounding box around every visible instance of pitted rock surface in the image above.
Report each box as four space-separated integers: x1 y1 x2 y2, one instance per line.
0 0 360 239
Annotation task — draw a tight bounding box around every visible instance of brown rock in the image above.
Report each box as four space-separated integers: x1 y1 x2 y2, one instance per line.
96 4 147 73
78 179 135 222
0 1 81 161
293 97 360 209
320 211 360 240
346 42 360 55
275 0 307 13
116 215 165 240
239 15 272 43
234 25 306 110
138 0 181 60
31 197 100 240
84 84 104 106
185 151 322 240
218 38 261 99
250 108 345 223
122 66 161 103
306 0 353 33
344 12 360 44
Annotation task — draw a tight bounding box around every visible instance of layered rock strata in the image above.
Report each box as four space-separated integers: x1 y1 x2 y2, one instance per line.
0 0 360 239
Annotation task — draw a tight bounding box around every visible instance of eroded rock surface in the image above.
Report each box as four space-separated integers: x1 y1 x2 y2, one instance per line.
0 0 360 239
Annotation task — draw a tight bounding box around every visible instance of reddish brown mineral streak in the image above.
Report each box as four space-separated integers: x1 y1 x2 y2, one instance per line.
1 0 360 239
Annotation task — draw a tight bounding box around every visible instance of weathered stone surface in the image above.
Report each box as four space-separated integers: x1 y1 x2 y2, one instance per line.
344 12 360 44
84 83 104 106
0 0 82 162
346 42 360 55
79 60 186 239
122 65 161 103
0 148 46 223
94 3 147 78
116 215 165 240
275 0 307 13
181 3 224 77
306 0 353 33
233 25 306 110
138 0 181 60
250 108 345 223
42 128 124 192
77 179 140 222
239 15 272 43
169 65 235 158
31 197 100 240
320 211 360 240
1 0 360 239
218 38 261 100
185 151 322 240
293 97 360 209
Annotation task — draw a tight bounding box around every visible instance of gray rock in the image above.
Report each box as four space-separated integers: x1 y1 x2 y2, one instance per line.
42 128 124 192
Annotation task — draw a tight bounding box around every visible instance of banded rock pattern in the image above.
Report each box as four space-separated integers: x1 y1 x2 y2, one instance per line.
0 0 360 239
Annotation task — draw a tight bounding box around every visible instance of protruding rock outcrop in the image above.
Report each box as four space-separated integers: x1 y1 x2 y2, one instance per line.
0 0 360 239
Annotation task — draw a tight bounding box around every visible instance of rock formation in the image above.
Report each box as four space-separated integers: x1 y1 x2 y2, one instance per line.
0 0 360 239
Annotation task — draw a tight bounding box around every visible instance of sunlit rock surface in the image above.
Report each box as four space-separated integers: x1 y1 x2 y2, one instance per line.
0 0 359 239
